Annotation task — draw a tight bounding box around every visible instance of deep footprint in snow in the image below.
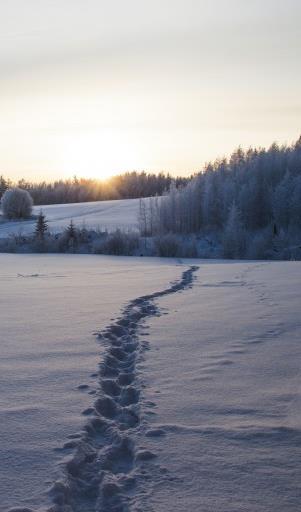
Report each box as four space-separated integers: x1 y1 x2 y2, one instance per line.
46 265 199 512
145 428 166 437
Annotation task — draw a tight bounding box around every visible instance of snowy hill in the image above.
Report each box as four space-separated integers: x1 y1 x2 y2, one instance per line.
0 198 141 238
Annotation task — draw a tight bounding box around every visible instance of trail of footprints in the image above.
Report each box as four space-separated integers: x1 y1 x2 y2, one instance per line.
49 266 198 512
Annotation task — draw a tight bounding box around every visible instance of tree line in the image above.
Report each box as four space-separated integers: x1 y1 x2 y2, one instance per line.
1 137 301 259
139 137 301 259
0 171 191 205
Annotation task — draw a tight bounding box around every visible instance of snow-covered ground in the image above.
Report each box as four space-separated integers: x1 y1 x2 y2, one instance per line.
139 261 301 512
0 254 183 512
0 198 141 238
0 255 300 511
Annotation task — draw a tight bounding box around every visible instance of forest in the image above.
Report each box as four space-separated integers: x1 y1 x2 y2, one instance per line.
0 171 190 205
139 138 301 259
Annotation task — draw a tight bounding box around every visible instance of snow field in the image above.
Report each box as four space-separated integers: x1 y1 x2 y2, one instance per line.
0 198 141 238
0 254 184 512
1 256 300 511
136 261 301 511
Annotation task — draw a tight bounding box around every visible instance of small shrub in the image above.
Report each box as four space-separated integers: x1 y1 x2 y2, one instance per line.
93 230 139 256
154 234 180 257
182 237 199 258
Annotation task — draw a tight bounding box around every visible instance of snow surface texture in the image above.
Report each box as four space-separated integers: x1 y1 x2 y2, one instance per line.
0 198 140 238
137 261 301 512
0 254 184 512
47 265 198 512
1 257 301 511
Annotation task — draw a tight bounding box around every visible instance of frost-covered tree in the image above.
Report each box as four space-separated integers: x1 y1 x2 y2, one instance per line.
0 176 9 199
222 203 246 259
272 171 293 229
202 170 222 228
138 198 149 236
289 175 301 228
1 187 33 219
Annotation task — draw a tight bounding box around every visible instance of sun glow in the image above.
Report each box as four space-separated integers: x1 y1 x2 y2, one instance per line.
59 131 144 180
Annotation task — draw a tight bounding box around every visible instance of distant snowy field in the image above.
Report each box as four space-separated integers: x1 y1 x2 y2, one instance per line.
0 255 300 511
0 198 141 238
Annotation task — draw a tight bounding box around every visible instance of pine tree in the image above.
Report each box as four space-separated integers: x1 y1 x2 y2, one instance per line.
65 220 78 251
35 210 48 240
66 219 76 239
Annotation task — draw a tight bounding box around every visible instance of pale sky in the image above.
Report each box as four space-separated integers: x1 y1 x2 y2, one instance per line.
0 0 300 181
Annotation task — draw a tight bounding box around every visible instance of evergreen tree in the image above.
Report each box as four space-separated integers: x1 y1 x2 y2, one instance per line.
65 220 78 251
66 219 76 238
35 210 48 240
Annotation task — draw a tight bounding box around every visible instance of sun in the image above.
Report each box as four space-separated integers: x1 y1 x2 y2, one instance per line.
59 131 143 180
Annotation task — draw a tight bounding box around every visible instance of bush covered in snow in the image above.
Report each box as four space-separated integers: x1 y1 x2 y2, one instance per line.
93 229 139 256
154 234 180 257
154 233 199 258
1 188 33 220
